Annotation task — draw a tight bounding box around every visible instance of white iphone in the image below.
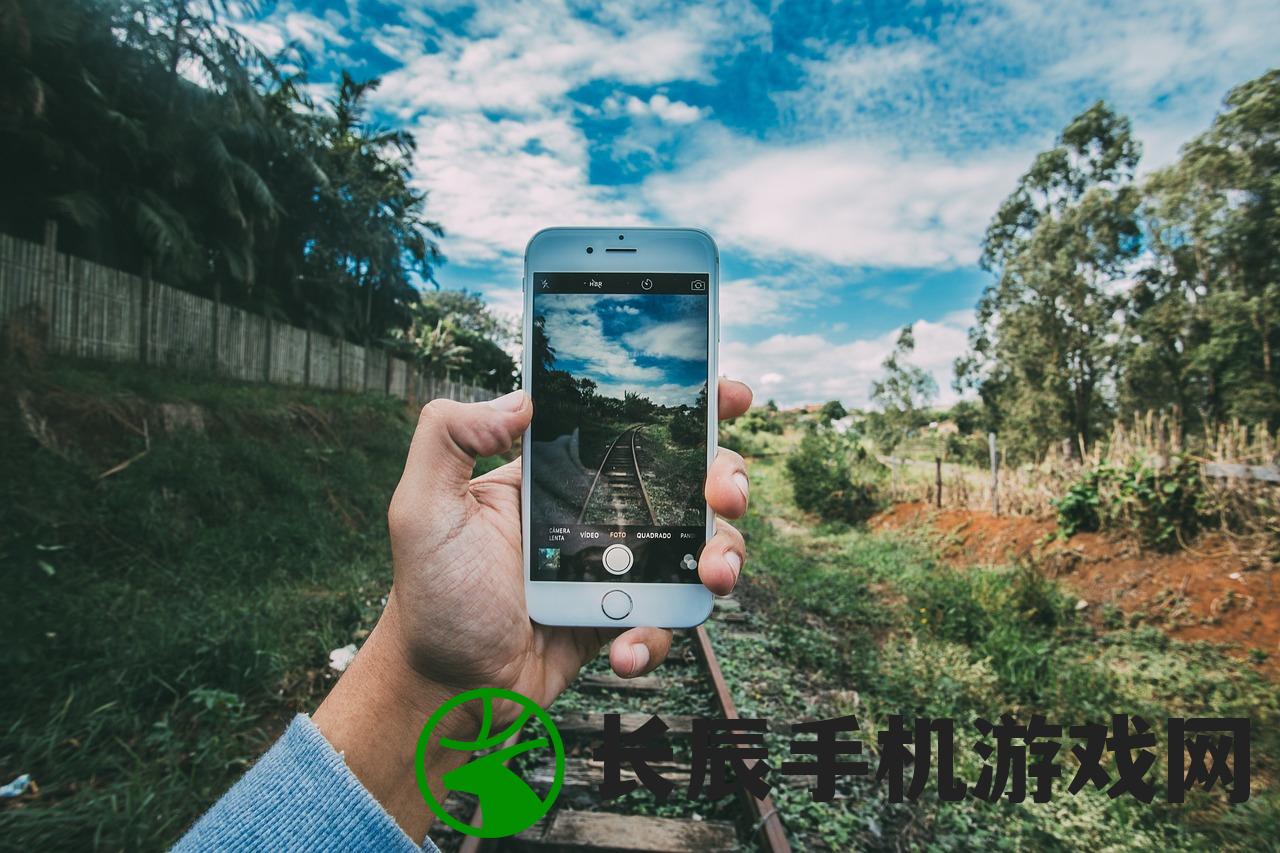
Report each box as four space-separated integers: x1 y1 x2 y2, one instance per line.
521 227 718 628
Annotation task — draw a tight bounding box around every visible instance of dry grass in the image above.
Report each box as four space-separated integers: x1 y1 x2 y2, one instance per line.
884 413 1279 554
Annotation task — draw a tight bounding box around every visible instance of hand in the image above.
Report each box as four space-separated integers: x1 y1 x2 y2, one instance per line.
313 378 753 841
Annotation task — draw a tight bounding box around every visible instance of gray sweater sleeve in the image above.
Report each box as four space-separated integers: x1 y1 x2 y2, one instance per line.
174 714 440 853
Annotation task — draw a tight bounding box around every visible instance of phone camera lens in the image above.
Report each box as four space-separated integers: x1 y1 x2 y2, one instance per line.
618 234 624 240
586 246 594 254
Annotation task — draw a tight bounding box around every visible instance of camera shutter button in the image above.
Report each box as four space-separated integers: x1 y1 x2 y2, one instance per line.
602 543 633 575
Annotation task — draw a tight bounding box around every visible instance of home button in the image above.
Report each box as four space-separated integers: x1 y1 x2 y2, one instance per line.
601 590 633 620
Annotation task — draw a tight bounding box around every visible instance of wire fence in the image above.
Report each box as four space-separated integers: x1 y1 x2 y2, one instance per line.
0 225 494 404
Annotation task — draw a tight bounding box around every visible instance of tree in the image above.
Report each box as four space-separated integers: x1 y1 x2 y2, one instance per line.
819 400 847 422
0 0 445 345
1130 70 1280 429
390 290 516 390
956 102 1142 459
870 325 936 452
388 305 469 378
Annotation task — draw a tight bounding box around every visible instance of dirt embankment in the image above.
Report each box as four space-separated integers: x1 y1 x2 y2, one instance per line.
872 502 1280 678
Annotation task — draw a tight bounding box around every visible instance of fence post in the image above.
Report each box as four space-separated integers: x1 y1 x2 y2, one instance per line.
139 259 152 364
42 219 58 303
935 456 942 509
989 432 999 516
263 316 273 383
211 282 221 374
303 327 312 387
70 251 83 357
41 220 58 347
337 340 345 392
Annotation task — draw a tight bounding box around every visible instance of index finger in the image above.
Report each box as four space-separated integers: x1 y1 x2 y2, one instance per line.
717 378 752 420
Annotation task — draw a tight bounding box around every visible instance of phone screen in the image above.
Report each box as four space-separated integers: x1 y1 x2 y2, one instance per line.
528 271 710 584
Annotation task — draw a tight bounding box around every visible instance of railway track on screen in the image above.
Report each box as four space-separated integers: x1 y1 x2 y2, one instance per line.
577 425 657 527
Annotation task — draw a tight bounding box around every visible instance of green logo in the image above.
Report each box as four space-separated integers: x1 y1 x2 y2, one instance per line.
415 687 564 838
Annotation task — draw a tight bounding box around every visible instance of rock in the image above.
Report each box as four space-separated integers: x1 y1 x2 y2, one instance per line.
1075 599 1090 611
158 403 206 434
328 643 358 673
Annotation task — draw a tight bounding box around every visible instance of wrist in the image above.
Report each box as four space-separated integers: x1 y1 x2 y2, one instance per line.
312 592 475 842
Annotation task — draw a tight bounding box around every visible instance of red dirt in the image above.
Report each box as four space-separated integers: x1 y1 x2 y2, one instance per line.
872 502 1280 679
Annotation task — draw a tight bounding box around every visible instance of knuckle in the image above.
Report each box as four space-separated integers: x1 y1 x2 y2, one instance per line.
717 446 745 467
386 491 411 534
418 397 455 426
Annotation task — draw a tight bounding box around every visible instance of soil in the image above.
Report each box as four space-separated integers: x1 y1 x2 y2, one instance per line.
871 502 1280 679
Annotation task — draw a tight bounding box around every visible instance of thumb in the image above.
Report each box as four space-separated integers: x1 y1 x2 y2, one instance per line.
398 390 532 500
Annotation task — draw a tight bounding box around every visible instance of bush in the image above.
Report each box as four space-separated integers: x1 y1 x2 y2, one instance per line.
819 399 847 422
1053 456 1208 550
738 409 783 435
668 406 704 446
785 428 882 523
719 424 770 456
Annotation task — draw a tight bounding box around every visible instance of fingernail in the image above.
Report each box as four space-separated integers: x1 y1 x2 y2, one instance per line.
733 472 749 502
724 550 742 576
488 390 525 411
630 644 650 675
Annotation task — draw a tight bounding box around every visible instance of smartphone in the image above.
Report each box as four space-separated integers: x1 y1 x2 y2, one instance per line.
521 227 718 628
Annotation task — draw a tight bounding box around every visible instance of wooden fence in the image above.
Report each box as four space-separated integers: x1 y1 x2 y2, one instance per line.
0 227 494 404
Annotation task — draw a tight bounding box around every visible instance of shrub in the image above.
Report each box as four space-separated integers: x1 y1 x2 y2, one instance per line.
737 409 783 435
819 399 847 422
785 428 882 523
668 406 704 446
719 422 768 456
1053 456 1209 550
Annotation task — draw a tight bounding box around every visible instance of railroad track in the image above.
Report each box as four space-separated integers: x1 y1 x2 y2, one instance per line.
578 426 657 526
435 602 792 853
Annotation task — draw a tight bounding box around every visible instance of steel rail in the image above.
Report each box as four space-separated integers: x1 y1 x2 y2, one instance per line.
693 625 793 853
629 426 657 525
576 426 634 524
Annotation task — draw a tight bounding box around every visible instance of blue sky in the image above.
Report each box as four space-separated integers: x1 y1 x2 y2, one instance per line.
237 0 1279 407
538 293 708 407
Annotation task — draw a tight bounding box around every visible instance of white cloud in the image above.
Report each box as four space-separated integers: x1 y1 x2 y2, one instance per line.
409 112 637 263
774 0 1280 170
540 295 664 384
362 0 766 265
647 138 1023 268
605 93 709 125
719 278 790 328
538 293 709 407
236 5 351 57
646 0 1279 271
623 317 707 361
721 310 975 409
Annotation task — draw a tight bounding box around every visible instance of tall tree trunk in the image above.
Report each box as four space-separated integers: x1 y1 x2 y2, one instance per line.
165 2 188 117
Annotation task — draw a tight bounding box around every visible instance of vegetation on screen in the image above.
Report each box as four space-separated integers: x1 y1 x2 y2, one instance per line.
531 315 708 526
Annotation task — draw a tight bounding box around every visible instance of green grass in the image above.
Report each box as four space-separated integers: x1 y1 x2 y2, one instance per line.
0 360 430 850
3 362 1275 850
715 453 1279 851
634 421 704 526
